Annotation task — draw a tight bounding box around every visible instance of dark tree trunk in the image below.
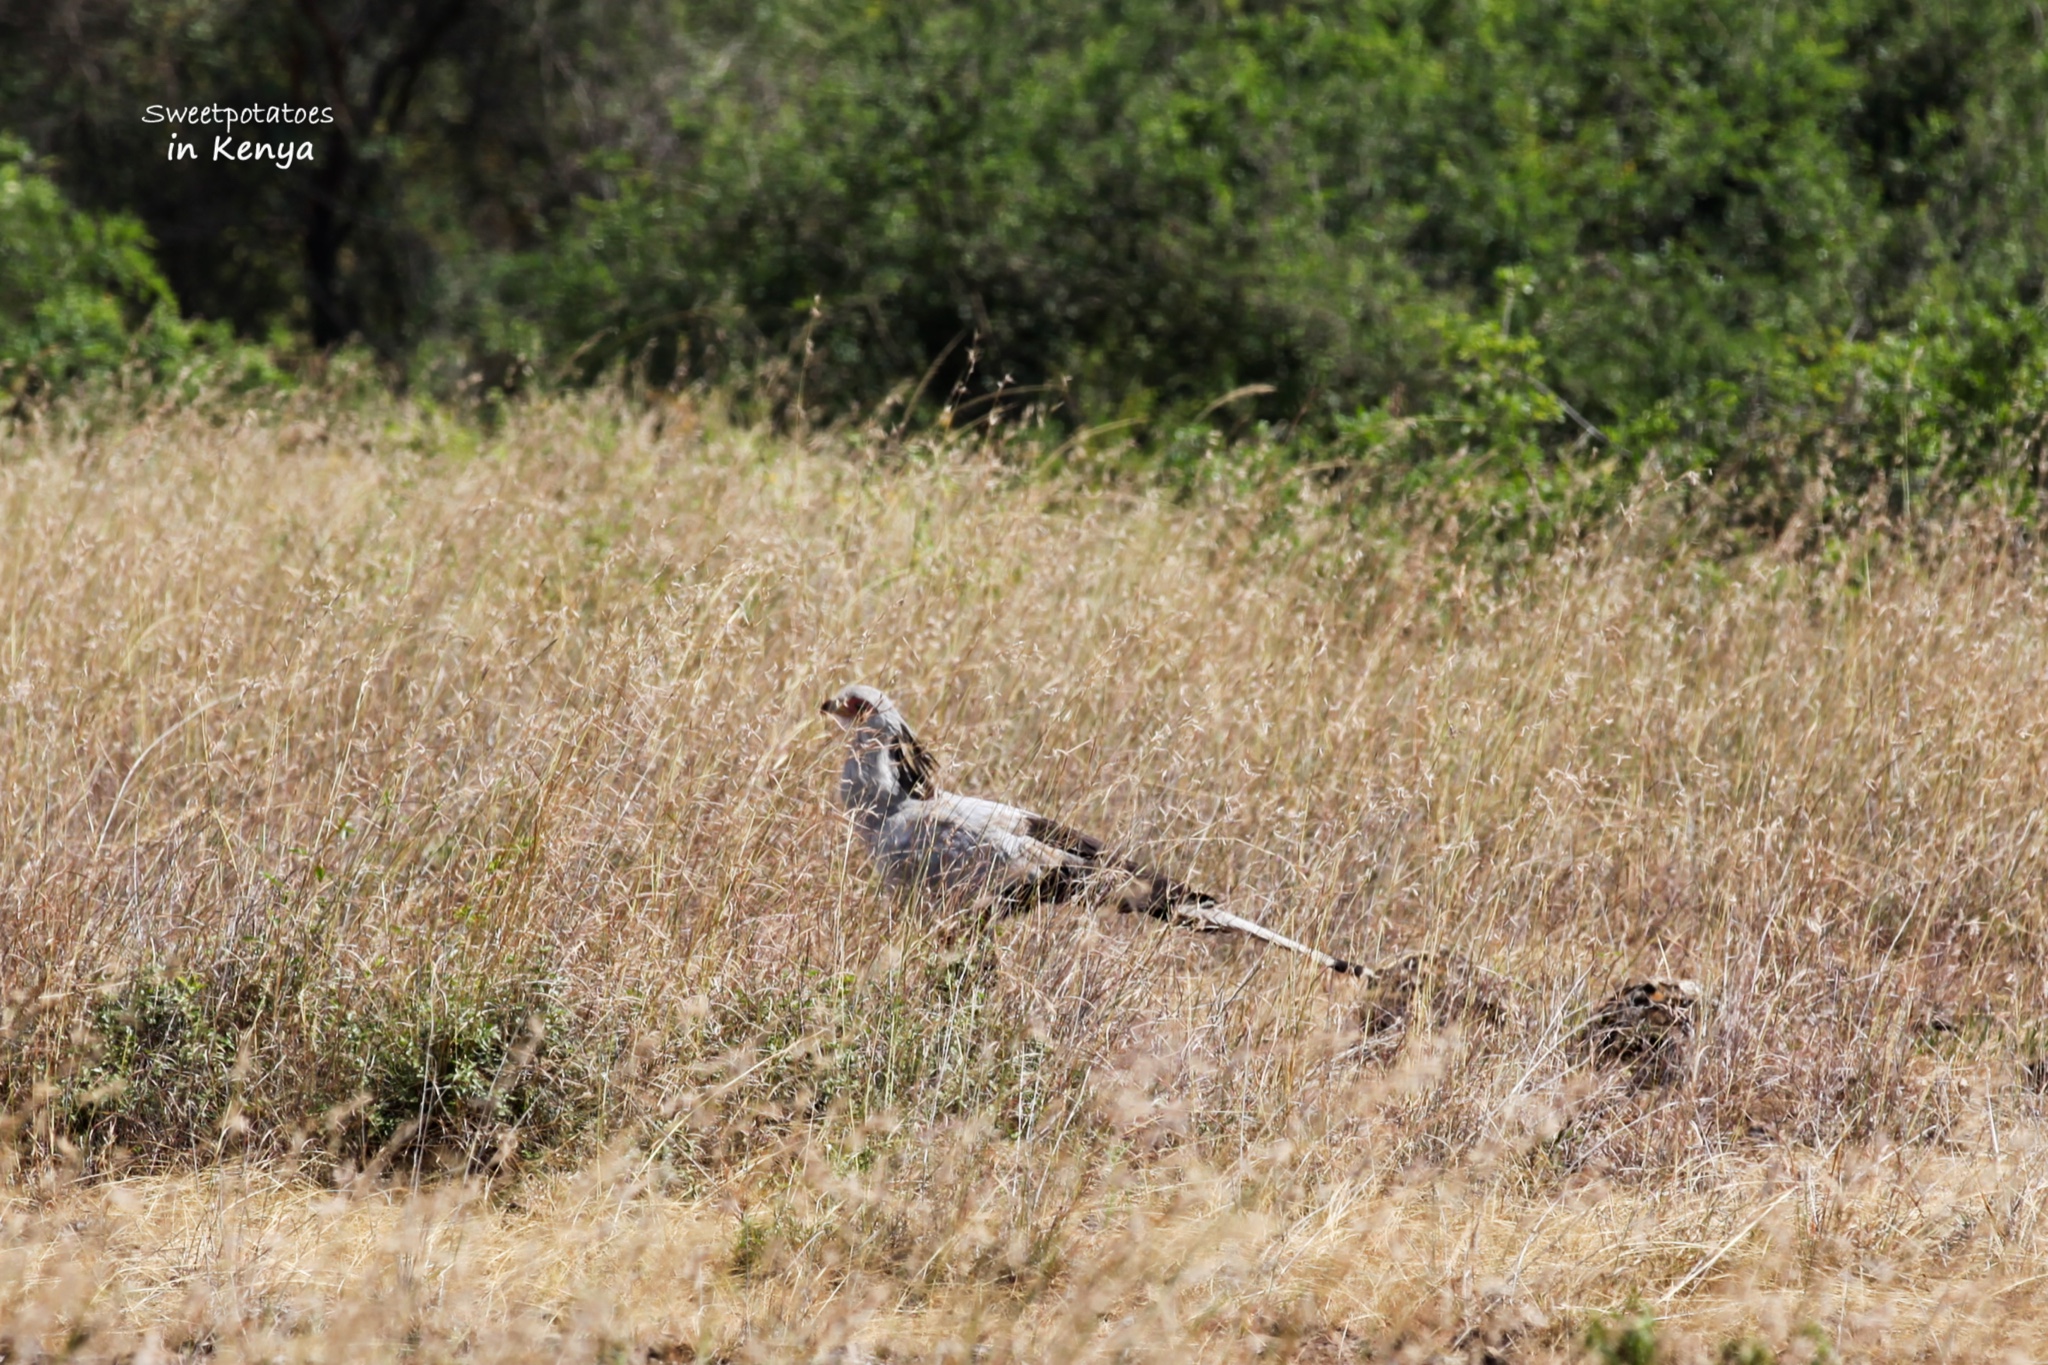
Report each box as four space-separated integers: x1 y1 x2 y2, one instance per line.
304 137 357 346
292 0 474 350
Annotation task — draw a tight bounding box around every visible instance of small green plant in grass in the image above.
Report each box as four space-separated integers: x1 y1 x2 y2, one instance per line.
1715 1325 1838 1365
729 1213 774 1278
72 973 240 1154
1585 1300 1661 1365
332 972 570 1163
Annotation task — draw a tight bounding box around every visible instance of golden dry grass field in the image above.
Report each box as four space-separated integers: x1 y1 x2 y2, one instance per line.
4 393 2048 1362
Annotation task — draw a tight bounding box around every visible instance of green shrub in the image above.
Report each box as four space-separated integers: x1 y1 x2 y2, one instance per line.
471 0 2048 529
43 936 1069 1178
1584 1304 1839 1365
72 973 241 1155
0 135 275 401
61 954 590 1173
13 1 2048 533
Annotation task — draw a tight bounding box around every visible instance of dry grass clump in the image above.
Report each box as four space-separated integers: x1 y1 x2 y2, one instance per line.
3 392 2048 1361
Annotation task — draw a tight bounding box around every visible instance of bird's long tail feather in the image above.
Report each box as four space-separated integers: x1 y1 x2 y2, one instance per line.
1119 871 1366 977
1167 901 1368 977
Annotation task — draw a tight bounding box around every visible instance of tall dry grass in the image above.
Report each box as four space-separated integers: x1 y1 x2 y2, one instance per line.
2 392 2048 1362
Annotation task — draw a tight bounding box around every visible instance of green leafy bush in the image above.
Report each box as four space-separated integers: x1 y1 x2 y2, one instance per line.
71 973 241 1153
63 954 589 1173
11 0 2048 532
472 0 2048 527
0 136 274 400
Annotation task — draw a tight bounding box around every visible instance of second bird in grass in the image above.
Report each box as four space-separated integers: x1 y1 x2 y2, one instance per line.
821 684 1363 976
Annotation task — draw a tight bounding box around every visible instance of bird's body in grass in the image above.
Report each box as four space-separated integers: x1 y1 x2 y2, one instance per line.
821 684 1363 975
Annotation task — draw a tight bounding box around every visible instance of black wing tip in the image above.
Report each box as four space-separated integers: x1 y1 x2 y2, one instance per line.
1024 814 1106 862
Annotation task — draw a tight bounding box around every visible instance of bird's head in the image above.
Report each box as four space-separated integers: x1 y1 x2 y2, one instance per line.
820 683 906 732
821 683 936 798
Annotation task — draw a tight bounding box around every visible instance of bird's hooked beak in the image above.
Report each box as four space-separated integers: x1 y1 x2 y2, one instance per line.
821 687 891 733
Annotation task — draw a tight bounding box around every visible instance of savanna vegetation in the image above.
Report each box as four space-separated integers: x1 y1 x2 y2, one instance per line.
8 0 2048 536
7 1 2048 1359
2 391 2048 1360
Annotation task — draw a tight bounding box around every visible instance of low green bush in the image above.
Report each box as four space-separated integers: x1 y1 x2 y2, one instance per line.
0 136 276 403
23 931 1072 1178
59 952 590 1174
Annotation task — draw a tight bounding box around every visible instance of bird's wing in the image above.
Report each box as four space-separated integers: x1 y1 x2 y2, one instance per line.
909 792 1364 977
874 792 1076 904
918 791 1048 841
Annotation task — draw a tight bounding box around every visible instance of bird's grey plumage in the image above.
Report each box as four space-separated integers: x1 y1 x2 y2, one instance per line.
821 684 1363 975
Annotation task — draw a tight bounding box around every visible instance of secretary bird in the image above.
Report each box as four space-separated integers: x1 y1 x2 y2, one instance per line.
820 684 1364 976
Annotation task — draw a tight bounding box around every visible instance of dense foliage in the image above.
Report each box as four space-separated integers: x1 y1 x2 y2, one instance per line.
0 137 188 394
7 0 2048 525
0 137 276 398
